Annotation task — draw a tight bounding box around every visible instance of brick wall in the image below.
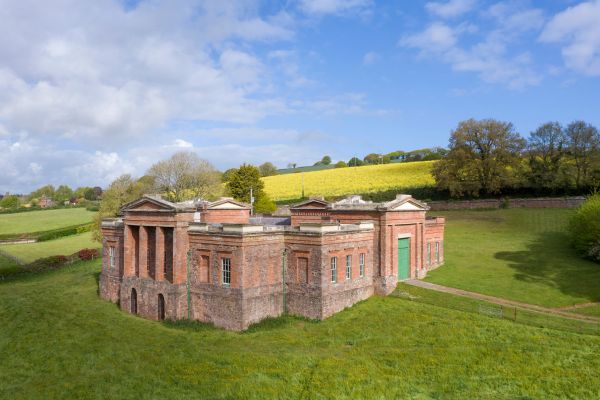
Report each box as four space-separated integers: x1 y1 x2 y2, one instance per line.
428 196 586 210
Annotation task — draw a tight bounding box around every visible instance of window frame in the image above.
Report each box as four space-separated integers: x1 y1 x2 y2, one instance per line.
435 242 440 264
359 253 365 277
331 256 337 283
427 242 431 266
345 255 352 280
109 246 116 269
221 257 231 286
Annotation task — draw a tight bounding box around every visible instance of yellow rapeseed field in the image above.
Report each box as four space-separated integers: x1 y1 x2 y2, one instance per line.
263 161 436 201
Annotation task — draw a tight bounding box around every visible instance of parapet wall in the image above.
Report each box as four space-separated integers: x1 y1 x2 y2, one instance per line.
428 196 586 211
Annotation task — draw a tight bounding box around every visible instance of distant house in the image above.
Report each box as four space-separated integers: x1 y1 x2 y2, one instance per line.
39 195 55 208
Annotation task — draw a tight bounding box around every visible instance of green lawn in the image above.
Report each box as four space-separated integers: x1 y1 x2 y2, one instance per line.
426 208 600 308
571 305 600 317
0 260 599 399
0 208 95 235
1 232 100 263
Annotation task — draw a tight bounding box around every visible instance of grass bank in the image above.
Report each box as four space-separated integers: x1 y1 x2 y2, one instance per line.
0 208 95 236
1 232 99 264
426 208 600 308
0 259 599 399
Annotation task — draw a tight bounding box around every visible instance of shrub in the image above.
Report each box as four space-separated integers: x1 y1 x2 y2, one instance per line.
78 248 100 260
569 193 600 262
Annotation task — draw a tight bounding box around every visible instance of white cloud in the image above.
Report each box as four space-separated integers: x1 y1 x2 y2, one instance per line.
362 51 380 65
425 0 477 19
400 4 545 89
0 0 294 147
540 0 600 76
299 0 372 16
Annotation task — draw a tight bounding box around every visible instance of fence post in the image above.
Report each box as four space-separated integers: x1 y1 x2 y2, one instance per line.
514 307 517 322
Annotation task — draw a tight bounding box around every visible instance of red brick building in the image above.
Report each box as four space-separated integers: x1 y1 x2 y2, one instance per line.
99 194 445 330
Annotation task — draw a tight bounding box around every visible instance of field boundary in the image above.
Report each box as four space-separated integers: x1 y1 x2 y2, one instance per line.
0 222 93 243
404 279 600 323
428 196 585 210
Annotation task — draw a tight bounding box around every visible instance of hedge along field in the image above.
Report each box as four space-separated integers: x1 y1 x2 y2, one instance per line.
262 161 436 201
0 208 95 235
1 232 100 264
0 259 599 399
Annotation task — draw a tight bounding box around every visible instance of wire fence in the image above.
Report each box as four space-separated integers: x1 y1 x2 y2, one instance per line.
393 289 600 336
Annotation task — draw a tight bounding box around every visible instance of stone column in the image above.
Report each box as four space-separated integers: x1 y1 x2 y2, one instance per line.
155 227 165 281
139 226 148 278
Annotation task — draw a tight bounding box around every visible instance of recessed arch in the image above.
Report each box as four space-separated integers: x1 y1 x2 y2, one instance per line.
158 293 165 320
131 288 138 314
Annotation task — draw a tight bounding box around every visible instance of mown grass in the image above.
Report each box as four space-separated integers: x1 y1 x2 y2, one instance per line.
571 305 600 317
1 232 100 263
262 161 435 201
426 208 600 308
0 259 599 399
395 284 600 336
0 208 95 235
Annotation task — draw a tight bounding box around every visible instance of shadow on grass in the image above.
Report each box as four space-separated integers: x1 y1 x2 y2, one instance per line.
162 314 319 334
495 231 600 302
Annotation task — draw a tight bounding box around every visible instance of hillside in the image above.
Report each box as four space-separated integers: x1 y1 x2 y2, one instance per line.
263 161 436 201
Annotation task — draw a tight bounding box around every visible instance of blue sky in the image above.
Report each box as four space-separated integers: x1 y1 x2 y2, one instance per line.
1 0 600 193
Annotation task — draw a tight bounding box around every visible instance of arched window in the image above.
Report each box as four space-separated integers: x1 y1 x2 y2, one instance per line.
131 288 137 314
158 294 165 320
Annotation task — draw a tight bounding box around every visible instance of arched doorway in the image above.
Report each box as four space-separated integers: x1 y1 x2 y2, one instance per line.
158 294 165 320
131 288 137 314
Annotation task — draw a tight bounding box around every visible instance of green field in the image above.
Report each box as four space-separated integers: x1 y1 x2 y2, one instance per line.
571 305 600 317
0 259 598 399
263 161 435 201
426 208 600 308
0 208 95 235
1 232 99 264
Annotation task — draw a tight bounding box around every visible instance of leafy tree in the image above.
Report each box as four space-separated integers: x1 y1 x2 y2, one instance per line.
334 160 348 168
569 193 600 262
0 195 20 209
254 193 277 214
432 119 526 197
29 185 55 201
321 155 332 165
54 185 73 204
565 121 600 189
221 168 237 182
526 122 567 190
363 153 382 164
147 151 222 202
226 164 265 203
258 162 278 177
93 175 155 241
348 157 364 167
84 188 98 201
74 187 91 199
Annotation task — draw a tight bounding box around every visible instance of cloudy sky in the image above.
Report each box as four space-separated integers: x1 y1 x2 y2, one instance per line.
1 0 600 193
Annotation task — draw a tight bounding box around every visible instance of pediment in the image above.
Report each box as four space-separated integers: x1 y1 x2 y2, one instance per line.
121 196 176 212
387 198 428 211
207 198 251 210
291 199 330 209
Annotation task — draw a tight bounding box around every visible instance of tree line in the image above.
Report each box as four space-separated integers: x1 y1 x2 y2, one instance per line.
94 152 276 241
0 185 103 210
433 119 600 198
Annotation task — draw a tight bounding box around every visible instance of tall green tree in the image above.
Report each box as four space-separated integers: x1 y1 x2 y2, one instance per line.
226 164 264 203
258 162 278 177
565 121 600 189
0 195 20 209
54 185 73 204
29 185 55 201
432 119 526 197
226 164 276 213
526 122 567 190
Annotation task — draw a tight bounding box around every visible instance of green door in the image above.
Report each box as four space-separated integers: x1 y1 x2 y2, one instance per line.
397 238 410 280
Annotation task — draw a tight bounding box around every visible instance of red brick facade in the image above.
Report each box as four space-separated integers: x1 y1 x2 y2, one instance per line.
99 194 445 330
